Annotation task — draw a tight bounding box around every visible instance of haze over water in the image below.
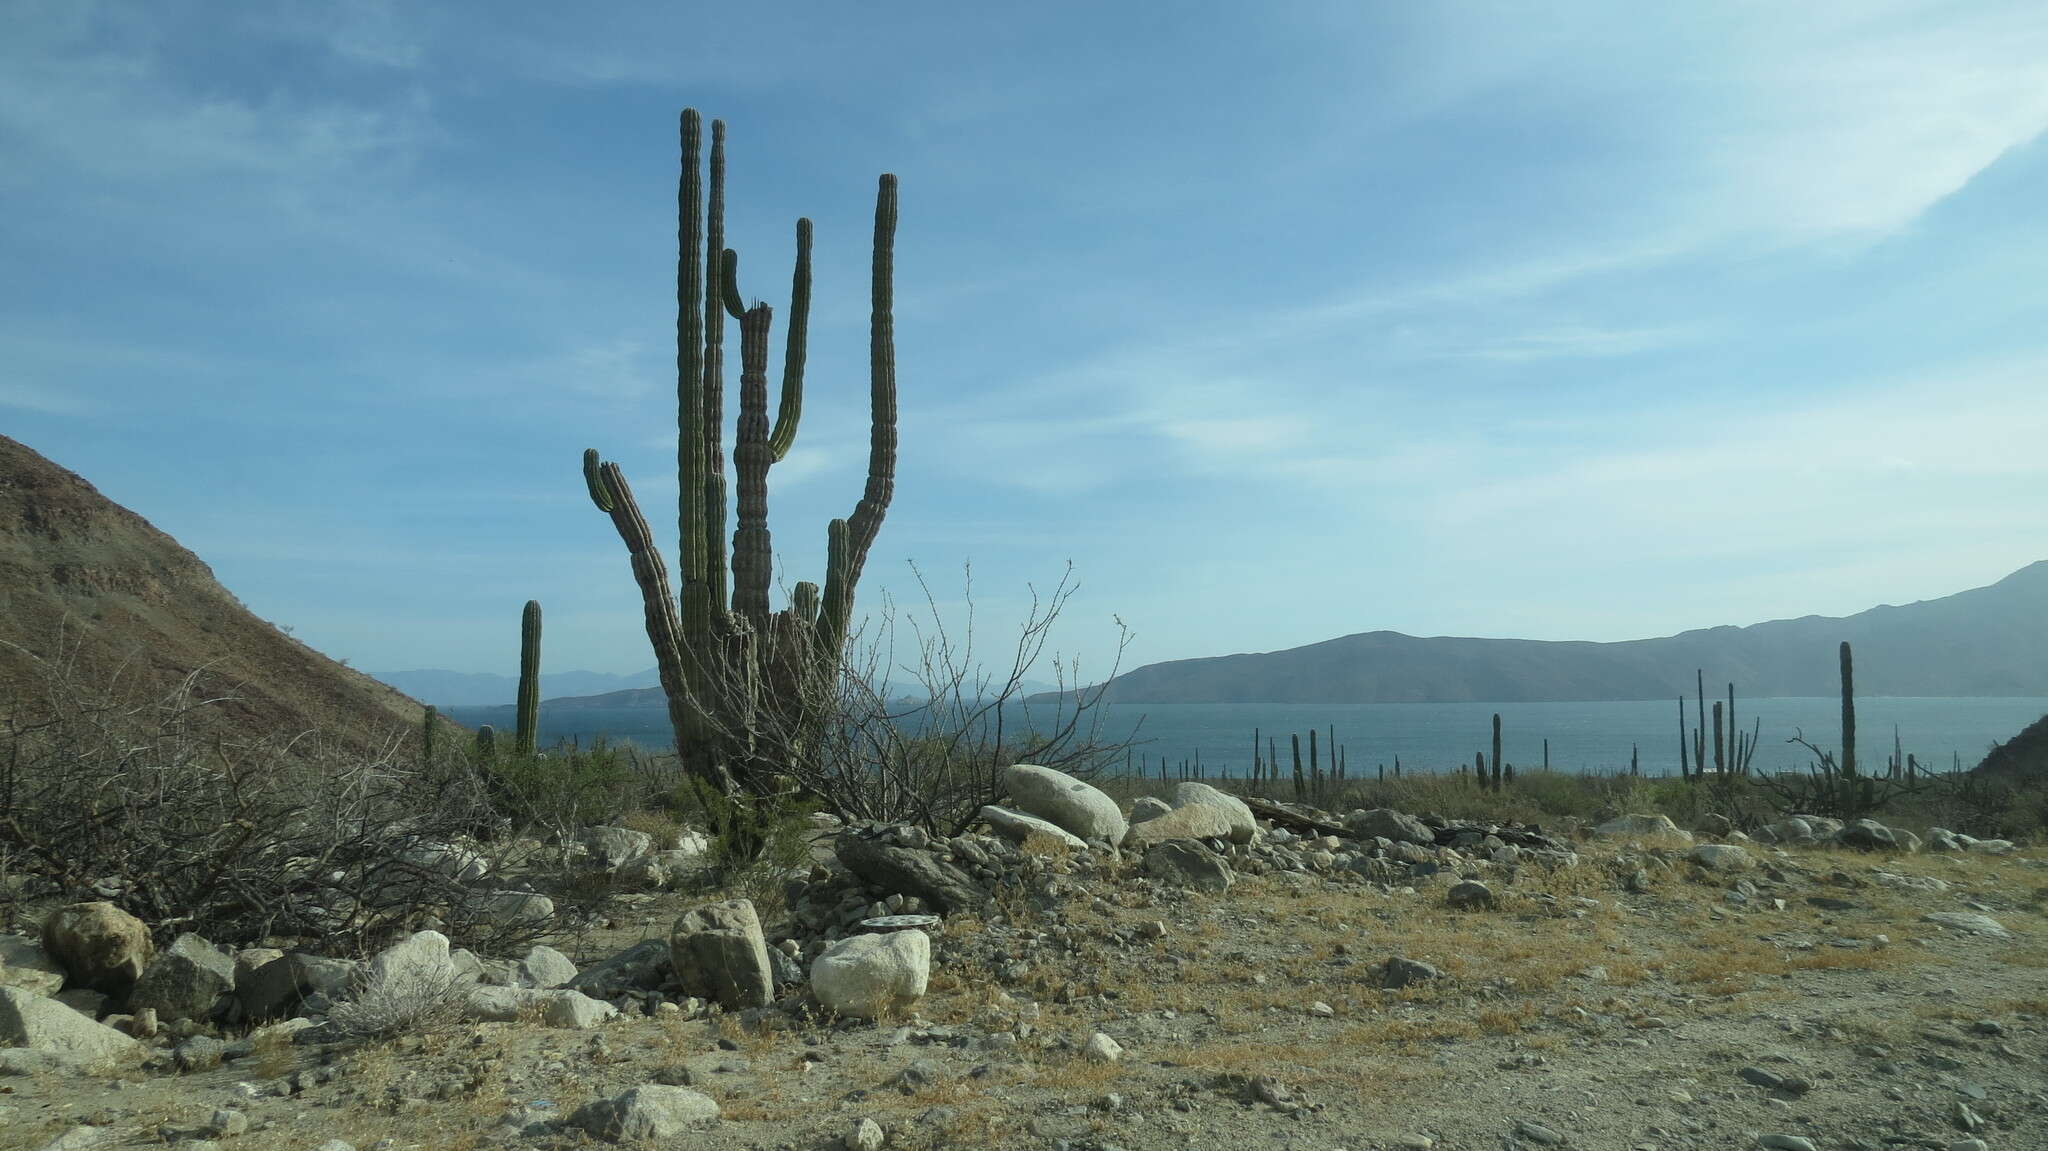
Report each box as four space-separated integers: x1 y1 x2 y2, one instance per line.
449 696 2047 779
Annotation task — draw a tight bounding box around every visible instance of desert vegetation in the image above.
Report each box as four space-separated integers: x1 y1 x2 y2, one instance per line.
2 105 2044 1151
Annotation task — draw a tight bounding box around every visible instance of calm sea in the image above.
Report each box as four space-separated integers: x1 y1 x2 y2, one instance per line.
443 696 2046 778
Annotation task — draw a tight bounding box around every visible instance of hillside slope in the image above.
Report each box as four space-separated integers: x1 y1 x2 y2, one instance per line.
1055 562 2048 704
0 435 431 757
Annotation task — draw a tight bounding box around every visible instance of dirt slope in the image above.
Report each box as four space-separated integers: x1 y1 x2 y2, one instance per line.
0 433 428 759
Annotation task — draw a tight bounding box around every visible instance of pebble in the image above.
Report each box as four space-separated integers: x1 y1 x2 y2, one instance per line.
1393 1136 1434 1150
1308 1001 1334 1017
1953 1101 1984 1131
1756 1137 1817 1151
1514 1119 1564 1145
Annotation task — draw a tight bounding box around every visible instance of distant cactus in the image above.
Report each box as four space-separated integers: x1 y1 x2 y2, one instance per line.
1491 713 1503 791
475 724 496 759
515 600 542 756
421 705 437 769
1839 641 1857 780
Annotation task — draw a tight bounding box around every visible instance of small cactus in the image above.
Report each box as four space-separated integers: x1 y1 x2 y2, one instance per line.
475 724 496 759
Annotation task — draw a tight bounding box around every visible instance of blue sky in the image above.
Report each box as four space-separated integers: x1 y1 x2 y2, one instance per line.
6 0 2047 684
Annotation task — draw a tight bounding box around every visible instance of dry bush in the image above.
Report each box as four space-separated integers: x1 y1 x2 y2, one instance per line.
327 961 469 1041
0 636 556 953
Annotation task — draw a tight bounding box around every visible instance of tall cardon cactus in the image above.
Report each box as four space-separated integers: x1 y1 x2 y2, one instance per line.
583 109 898 795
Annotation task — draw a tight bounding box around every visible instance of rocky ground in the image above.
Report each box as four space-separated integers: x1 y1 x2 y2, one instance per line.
2 779 2044 1151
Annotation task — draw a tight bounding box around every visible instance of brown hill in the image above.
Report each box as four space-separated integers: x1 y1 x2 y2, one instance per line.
0 434 429 758
1975 711 2048 778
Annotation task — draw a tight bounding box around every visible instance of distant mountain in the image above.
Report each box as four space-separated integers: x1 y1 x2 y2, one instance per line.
370 667 661 707
1035 562 2048 704
529 676 1066 712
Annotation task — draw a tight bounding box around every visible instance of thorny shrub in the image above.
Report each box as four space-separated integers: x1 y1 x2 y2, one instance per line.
0 637 559 954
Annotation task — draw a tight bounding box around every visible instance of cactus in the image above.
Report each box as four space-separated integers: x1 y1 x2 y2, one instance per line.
582 109 898 794
421 704 437 769
1491 713 1503 791
475 723 496 760
1839 641 1857 780
515 600 542 756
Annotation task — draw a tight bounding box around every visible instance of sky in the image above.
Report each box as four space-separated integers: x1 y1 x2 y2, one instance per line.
5 0 2048 687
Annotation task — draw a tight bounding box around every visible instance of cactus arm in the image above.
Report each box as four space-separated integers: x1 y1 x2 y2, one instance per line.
677 111 711 651
582 448 616 512
768 218 811 462
703 119 730 620
720 249 747 320
816 517 852 652
730 299 776 624
515 599 542 755
591 456 717 776
841 174 899 591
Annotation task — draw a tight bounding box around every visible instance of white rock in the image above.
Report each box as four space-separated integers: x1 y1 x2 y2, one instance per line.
1922 912 2012 939
461 986 617 1027
1083 1031 1123 1063
1128 796 1173 824
517 945 578 989
1594 813 1692 843
978 806 1087 849
0 935 66 998
579 826 655 870
571 1085 721 1142
811 930 931 1019
0 987 145 1071
847 1117 886 1151
1965 838 2015 855
481 890 555 926
1687 844 1754 871
1171 782 1258 844
366 930 454 988
1003 764 1127 844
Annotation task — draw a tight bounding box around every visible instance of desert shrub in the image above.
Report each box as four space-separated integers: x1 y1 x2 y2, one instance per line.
0 637 556 953
476 736 639 841
776 563 1139 835
327 960 468 1040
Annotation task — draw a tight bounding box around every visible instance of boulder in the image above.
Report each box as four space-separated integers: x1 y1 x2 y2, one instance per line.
810 930 931 1019
0 935 66 997
978 806 1087 849
1172 782 1257 843
1687 844 1755 872
1696 813 1735 838
571 1085 720 1142
617 850 702 892
128 933 236 1023
1344 808 1436 847
1922 912 2011 939
1002 764 1126 844
1378 957 1442 989
1446 880 1496 909
1123 804 1235 849
396 841 489 883
1128 796 1173 824
237 954 358 1021
0 987 145 1071
670 828 712 856
1593 814 1693 843
579 827 655 871
568 940 672 999
1965 838 2016 855
1142 841 1233 893
461 985 614 1027
40 903 153 996
835 832 984 914
480 890 555 927
1833 819 1899 851
516 946 577 990
366 930 456 990
669 900 774 1010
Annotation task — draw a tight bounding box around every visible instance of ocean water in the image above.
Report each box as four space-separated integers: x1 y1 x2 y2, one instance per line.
444 696 2046 778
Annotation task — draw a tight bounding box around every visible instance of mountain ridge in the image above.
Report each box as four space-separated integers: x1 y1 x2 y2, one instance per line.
1030 561 2048 704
